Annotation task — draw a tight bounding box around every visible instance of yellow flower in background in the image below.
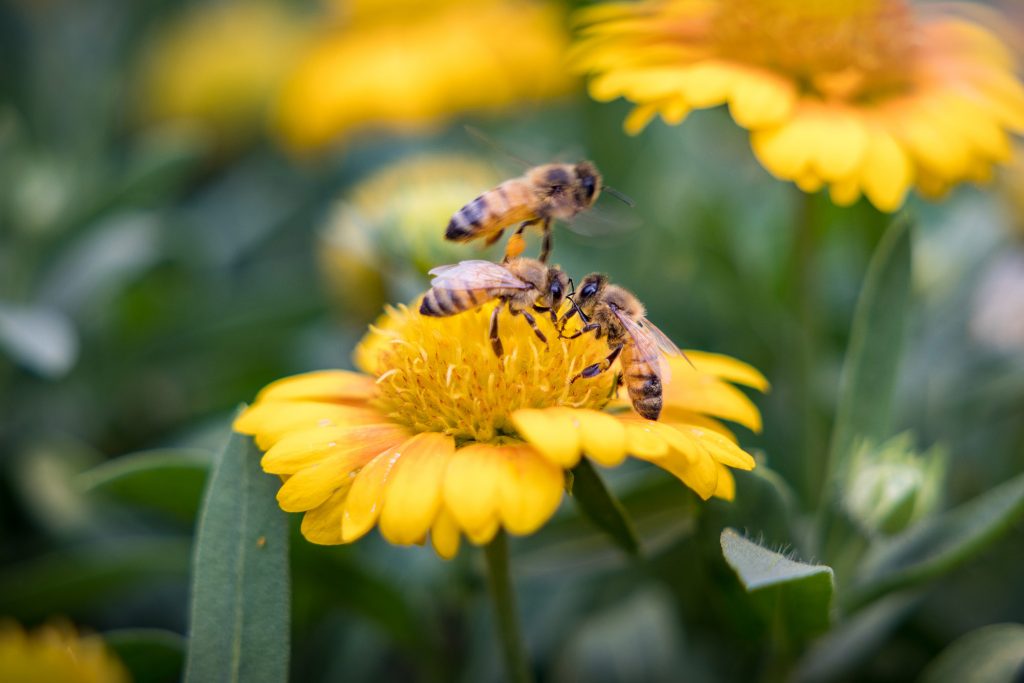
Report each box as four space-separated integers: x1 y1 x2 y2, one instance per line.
275 0 575 152
573 0 1024 211
0 621 129 683
235 301 767 558
320 154 503 319
136 2 307 145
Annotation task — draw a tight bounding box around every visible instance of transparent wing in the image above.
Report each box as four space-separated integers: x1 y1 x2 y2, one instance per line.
427 260 529 291
638 317 683 358
611 307 671 385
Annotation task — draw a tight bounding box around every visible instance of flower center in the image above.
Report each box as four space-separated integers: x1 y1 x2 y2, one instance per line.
711 0 916 100
366 302 617 443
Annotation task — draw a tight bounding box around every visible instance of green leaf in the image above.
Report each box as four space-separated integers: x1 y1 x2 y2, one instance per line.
0 539 191 620
570 458 640 556
105 629 184 683
826 216 913 493
844 471 1024 611
79 449 211 523
920 624 1024 683
184 430 290 683
720 528 834 641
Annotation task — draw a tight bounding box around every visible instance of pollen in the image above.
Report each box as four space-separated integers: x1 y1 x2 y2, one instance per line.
366 303 617 443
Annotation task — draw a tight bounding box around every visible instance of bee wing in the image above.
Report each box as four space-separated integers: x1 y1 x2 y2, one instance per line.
610 307 672 385
638 317 684 358
427 260 530 291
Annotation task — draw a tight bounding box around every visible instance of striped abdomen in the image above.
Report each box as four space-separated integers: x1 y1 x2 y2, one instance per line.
419 286 495 317
445 179 537 243
621 343 663 420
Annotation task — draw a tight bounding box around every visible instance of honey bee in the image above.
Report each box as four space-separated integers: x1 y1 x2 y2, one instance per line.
419 258 570 357
445 161 629 263
560 274 685 420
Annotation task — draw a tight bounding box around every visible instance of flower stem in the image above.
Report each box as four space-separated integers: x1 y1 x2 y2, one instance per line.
483 530 532 683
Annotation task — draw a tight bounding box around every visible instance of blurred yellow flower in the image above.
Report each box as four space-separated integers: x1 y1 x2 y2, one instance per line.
320 153 503 318
235 300 767 557
136 2 308 145
573 0 1024 211
275 0 576 152
0 621 128 683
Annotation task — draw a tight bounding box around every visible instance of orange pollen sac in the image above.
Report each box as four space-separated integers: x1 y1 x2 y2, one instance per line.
710 0 917 100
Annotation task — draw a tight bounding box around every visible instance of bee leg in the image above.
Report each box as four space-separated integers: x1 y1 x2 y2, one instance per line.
489 302 505 357
485 229 505 247
537 217 553 263
519 309 547 345
571 344 623 384
560 322 601 340
503 219 538 263
533 303 557 325
608 372 623 399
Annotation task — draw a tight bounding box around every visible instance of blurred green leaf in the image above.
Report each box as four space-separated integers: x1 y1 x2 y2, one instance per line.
570 458 640 557
106 628 184 683
79 448 211 524
0 539 190 620
720 528 834 641
844 471 1024 611
0 303 78 377
184 430 289 683
920 624 1024 683
826 216 912 489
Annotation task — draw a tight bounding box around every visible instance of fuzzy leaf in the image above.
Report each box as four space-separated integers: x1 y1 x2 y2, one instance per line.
721 528 834 641
184 430 290 683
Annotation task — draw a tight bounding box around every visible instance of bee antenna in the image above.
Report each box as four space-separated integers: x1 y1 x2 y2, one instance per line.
567 277 576 296
463 125 534 170
601 184 635 208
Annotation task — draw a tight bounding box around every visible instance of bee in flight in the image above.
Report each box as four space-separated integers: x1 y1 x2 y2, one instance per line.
419 258 570 357
559 274 685 421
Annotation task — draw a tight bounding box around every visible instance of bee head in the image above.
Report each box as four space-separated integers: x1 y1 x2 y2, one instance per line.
575 273 607 310
541 267 570 311
574 162 602 207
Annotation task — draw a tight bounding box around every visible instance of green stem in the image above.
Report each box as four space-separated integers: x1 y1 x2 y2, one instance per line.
483 530 532 683
794 192 824 509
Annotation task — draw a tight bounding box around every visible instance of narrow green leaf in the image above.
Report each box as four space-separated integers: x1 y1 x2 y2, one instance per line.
920 624 1024 683
570 458 640 556
720 528 834 641
79 449 211 523
844 472 1024 611
0 539 190 620
105 629 184 683
826 216 913 492
184 430 290 683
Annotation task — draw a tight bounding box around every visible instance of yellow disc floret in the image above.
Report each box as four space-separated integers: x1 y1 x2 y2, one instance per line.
366 303 617 443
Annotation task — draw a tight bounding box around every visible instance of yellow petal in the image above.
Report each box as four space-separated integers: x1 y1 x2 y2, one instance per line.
622 420 670 457
255 370 376 403
511 408 582 467
678 60 736 108
637 435 719 500
276 448 368 513
662 372 763 433
340 436 413 542
234 401 384 449
752 104 867 183
496 443 565 535
464 516 500 545
713 464 736 501
624 102 660 135
677 351 769 391
300 487 349 545
379 433 455 545
660 409 737 442
829 178 861 207
443 443 503 537
430 506 461 559
859 126 912 213
575 409 628 466
261 423 410 475
728 67 797 129
683 426 756 470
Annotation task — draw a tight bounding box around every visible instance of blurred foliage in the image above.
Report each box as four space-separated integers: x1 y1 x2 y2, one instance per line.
1 0 1023 682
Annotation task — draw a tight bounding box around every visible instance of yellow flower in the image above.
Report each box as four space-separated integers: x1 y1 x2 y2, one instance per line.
235 301 768 558
274 0 576 152
136 2 308 145
319 154 503 319
572 0 1024 211
0 621 129 683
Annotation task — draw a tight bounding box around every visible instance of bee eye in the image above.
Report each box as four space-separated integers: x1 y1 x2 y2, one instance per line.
550 281 562 297
581 283 598 298
582 175 596 199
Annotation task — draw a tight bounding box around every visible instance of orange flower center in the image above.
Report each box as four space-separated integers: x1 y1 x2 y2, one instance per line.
710 0 916 100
